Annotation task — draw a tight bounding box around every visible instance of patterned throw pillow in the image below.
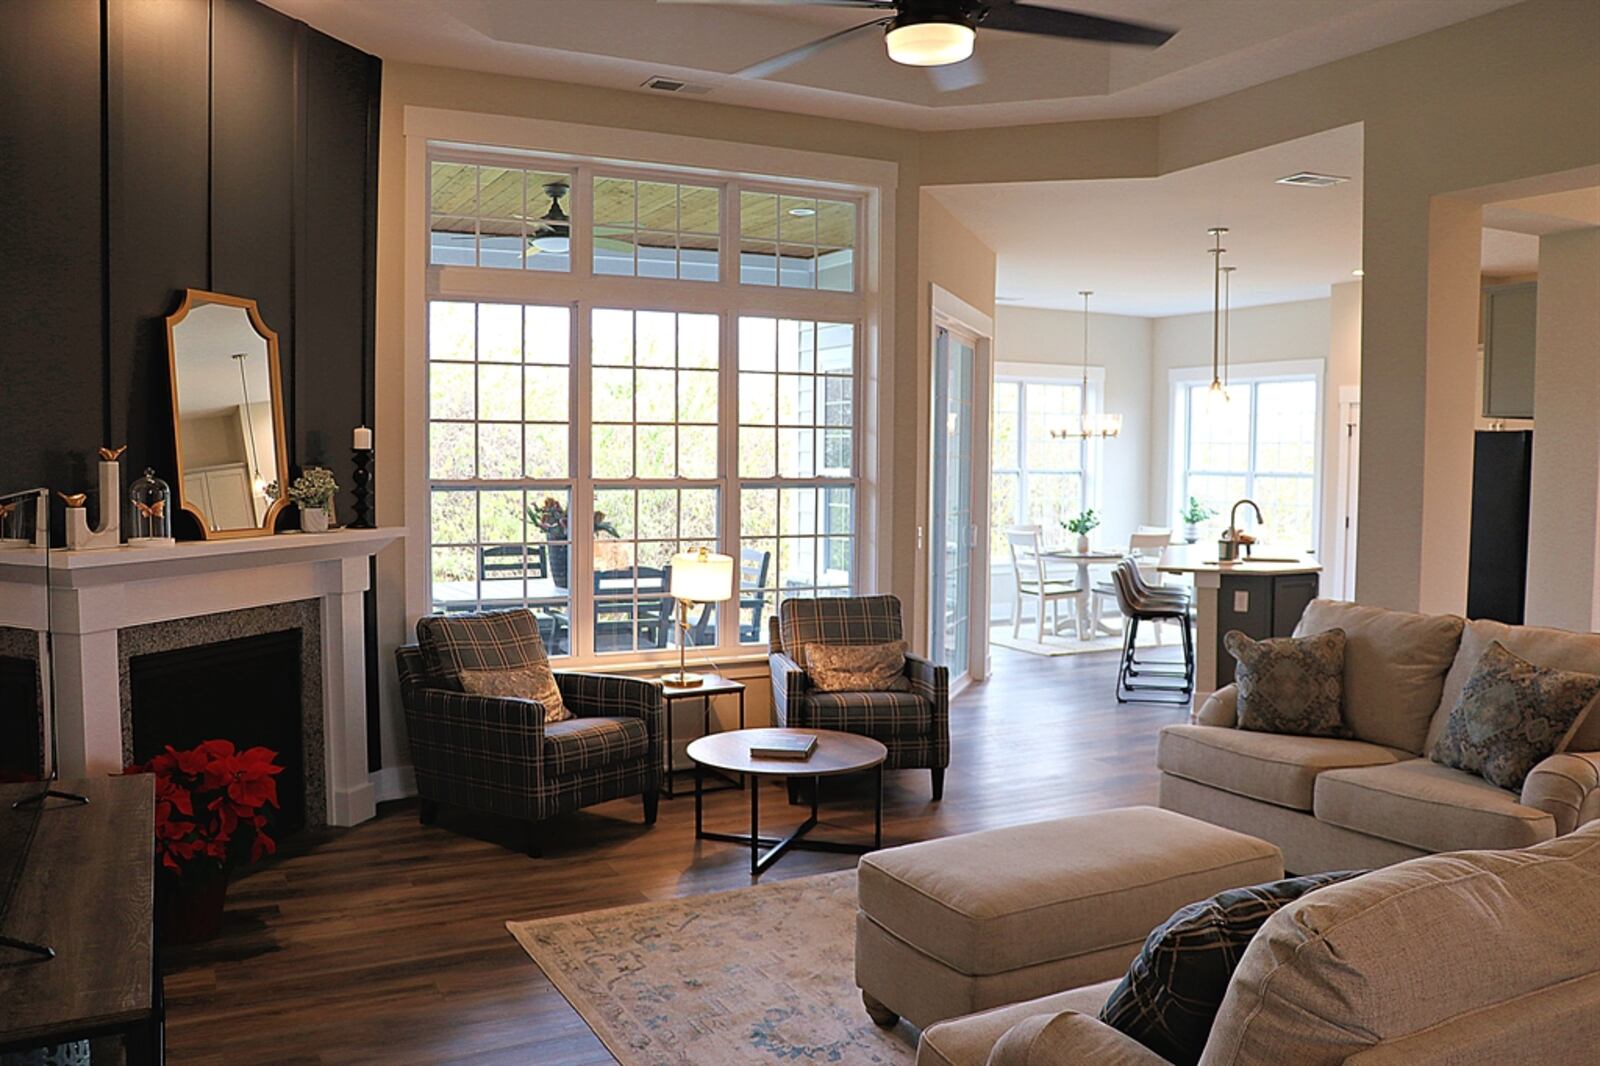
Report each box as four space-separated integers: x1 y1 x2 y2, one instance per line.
1431 640 1600 790
805 641 911 693
458 666 572 723
1225 628 1348 737
1099 871 1367 1066
416 609 571 722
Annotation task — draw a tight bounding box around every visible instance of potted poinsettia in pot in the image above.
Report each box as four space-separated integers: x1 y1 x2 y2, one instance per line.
124 740 283 944
289 466 339 533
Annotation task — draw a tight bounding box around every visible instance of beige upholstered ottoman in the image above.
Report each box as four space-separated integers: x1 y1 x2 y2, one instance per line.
854 805 1283 1031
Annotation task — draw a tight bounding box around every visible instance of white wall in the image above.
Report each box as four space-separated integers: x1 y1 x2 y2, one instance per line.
1325 280 1363 593
993 306 1154 548
1149 298 1350 553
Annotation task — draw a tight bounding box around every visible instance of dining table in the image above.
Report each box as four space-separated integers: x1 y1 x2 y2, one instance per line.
1040 547 1125 639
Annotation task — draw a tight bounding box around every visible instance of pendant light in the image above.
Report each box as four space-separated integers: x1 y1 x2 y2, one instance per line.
1221 264 1236 395
1051 290 1122 440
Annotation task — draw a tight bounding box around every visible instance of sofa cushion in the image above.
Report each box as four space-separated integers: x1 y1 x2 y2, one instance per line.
542 716 648 775
459 664 571 724
1313 758 1555 853
989 1011 1170 1066
1427 618 1600 754
805 691 929 739
859 807 1282 978
1158 724 1403 811
1431 640 1600 790
1203 823 1600 1066
1293 599 1463 754
916 979 1120 1066
1225 628 1349 738
805 639 911 692
1100 871 1365 1066
417 609 547 682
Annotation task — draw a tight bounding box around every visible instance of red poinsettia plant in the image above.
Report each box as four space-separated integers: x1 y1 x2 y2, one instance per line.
124 740 284 877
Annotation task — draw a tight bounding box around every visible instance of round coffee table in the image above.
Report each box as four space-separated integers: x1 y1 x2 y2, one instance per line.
687 728 887 877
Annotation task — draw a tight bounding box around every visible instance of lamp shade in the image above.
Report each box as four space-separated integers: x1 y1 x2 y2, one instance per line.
670 550 734 603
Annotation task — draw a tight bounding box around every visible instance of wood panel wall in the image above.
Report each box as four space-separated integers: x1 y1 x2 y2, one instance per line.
0 0 380 534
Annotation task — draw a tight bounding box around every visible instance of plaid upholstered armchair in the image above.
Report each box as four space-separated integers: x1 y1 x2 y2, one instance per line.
769 595 950 800
395 609 663 856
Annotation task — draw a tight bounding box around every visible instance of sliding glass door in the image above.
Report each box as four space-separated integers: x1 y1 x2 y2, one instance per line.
931 326 977 683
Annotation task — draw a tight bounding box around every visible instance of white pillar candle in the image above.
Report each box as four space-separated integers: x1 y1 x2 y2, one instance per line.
352 426 373 450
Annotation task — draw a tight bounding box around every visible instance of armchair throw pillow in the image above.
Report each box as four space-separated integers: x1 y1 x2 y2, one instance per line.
805 641 911 693
416 609 571 722
1431 640 1600 790
1099 870 1367 1066
1224 628 1349 737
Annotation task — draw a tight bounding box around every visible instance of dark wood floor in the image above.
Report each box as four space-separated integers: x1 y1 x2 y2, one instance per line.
162 646 1187 1064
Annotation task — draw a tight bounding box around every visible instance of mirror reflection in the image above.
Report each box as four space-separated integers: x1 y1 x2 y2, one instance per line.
167 291 288 537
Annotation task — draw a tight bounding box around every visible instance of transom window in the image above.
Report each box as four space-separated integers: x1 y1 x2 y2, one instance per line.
425 147 869 661
1179 376 1318 551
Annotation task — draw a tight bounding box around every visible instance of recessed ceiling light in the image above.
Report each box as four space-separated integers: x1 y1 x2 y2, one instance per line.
1276 172 1351 188
788 206 816 217
1352 269 1365 277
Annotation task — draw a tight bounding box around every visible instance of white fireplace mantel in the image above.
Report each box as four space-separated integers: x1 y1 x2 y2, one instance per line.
0 528 403 826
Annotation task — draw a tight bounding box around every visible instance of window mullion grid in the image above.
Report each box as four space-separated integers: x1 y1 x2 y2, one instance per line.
718 306 740 654
571 297 594 660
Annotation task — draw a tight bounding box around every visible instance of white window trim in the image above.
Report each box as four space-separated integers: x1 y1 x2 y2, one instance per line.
1167 358 1324 553
398 108 896 669
991 362 1107 560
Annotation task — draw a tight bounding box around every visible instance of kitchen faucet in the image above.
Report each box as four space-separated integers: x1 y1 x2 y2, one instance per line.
1218 498 1263 562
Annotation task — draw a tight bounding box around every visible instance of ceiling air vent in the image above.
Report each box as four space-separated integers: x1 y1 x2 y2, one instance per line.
1276 172 1350 188
642 76 711 95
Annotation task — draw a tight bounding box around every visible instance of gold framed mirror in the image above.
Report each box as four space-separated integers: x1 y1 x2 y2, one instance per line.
165 289 289 538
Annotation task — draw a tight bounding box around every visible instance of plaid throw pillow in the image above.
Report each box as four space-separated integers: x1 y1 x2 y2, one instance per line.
416 609 570 721
1100 871 1366 1066
1431 640 1600 790
1225 628 1349 737
805 641 911 693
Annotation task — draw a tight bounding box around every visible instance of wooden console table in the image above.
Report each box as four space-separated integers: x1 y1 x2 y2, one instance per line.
0 775 161 1062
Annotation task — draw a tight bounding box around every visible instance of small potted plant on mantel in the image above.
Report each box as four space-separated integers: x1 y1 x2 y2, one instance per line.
124 740 283 944
289 466 339 533
1180 496 1215 544
1063 508 1100 554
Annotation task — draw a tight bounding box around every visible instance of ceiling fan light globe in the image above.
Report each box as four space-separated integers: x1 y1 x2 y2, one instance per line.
885 21 974 67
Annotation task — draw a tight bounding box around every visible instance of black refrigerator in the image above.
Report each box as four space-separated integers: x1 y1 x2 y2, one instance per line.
1466 430 1534 624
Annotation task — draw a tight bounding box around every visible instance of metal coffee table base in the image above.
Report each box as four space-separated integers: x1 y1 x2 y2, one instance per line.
695 763 883 877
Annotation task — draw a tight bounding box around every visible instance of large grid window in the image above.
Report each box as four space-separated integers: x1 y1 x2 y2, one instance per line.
989 378 1089 557
1180 377 1318 550
425 148 869 661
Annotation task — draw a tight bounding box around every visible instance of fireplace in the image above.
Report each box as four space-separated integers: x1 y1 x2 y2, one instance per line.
0 654 42 782
130 630 309 834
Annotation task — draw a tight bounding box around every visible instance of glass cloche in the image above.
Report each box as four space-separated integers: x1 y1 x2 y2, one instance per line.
128 468 175 545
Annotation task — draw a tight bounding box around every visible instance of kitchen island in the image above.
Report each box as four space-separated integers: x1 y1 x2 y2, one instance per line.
1158 545 1323 705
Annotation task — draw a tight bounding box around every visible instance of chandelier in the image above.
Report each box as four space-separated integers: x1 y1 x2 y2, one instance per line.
1051 290 1122 440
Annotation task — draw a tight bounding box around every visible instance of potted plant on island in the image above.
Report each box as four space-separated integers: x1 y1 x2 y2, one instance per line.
123 740 283 944
528 497 621 589
1179 496 1215 544
1063 508 1100 554
289 466 339 533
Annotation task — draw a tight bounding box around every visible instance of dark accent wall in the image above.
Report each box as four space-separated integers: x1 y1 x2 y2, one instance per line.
1 0 380 532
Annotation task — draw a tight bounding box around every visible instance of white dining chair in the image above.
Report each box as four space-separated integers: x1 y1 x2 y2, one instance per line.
1004 526 1079 643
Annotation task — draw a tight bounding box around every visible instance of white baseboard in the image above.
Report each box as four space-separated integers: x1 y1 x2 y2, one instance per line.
370 764 417 804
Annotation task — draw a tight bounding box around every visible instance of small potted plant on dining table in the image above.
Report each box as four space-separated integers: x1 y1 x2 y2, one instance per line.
527 497 622 589
289 466 339 533
1063 508 1100 554
1180 496 1215 544
124 740 283 944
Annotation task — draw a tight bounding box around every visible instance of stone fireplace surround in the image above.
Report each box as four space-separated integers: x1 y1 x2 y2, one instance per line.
0 528 401 827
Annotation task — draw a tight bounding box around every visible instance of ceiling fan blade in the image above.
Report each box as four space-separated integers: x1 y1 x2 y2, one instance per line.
735 18 892 79
659 0 892 7
928 53 987 92
980 3 1175 47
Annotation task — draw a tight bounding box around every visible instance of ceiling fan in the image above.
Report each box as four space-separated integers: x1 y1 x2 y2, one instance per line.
660 0 1175 82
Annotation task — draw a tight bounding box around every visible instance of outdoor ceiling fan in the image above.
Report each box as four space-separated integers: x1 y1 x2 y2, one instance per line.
660 0 1175 82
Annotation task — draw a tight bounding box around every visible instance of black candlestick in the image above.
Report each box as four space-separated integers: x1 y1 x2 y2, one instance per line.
351 448 373 528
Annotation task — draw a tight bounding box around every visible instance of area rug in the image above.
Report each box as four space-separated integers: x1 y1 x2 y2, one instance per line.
507 869 914 1065
990 620 1168 658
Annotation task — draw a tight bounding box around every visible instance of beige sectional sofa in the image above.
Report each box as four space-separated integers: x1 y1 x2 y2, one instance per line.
918 823 1600 1065
1157 599 1600 873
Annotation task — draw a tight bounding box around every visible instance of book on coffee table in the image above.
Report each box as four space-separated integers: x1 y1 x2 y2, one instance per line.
749 734 818 761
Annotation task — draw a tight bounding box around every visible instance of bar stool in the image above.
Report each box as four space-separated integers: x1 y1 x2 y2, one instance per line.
1109 562 1194 705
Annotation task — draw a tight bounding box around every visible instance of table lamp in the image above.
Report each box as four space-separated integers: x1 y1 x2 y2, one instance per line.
666 547 733 687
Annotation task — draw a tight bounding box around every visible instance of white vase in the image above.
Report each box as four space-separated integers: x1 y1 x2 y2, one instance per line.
300 506 329 534
1076 533 1090 554
1183 523 1199 544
